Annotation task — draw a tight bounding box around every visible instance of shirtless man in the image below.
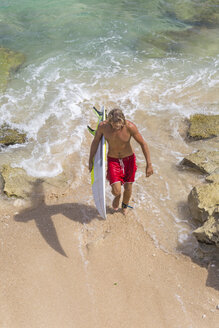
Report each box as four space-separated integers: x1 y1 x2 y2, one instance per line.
89 108 153 214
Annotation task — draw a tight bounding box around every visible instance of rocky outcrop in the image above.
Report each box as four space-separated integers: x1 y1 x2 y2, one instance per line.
188 183 219 247
0 47 25 91
0 124 26 146
181 150 219 175
184 111 219 248
188 114 219 140
0 165 35 198
193 214 219 246
188 183 219 223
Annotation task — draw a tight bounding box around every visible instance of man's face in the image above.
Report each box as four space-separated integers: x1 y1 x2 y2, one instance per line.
110 120 123 130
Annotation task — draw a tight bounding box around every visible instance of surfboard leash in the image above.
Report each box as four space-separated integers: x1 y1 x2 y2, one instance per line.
122 202 133 209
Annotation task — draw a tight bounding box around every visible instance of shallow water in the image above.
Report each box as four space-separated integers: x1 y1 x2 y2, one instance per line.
0 0 219 255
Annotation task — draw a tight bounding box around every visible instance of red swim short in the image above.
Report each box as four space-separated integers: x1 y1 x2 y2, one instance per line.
107 153 137 185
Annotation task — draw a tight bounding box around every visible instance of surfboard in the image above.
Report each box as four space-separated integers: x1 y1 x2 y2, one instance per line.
88 106 106 219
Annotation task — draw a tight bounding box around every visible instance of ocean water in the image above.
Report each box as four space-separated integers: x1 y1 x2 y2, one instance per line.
0 0 219 254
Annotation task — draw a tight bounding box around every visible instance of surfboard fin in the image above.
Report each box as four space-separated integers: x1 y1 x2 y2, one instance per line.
87 125 96 136
93 106 103 119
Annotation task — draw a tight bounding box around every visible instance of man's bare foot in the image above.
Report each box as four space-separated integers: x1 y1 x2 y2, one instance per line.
112 195 120 211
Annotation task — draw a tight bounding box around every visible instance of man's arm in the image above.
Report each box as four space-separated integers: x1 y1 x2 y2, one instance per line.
88 123 103 172
128 122 153 177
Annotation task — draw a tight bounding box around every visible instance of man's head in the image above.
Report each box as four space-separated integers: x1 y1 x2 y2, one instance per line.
108 108 126 130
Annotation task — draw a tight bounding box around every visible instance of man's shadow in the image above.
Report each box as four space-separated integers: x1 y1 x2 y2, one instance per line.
14 179 103 257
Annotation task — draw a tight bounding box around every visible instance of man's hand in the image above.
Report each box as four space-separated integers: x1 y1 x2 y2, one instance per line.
89 160 93 172
146 163 153 177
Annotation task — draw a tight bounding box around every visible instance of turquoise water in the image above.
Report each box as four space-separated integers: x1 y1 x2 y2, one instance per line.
0 0 219 177
0 0 218 175
1 0 219 64
0 0 219 253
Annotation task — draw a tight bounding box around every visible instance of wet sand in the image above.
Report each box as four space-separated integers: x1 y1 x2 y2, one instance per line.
0 176 219 328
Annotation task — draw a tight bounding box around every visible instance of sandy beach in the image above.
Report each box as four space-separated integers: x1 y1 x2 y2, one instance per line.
1 1 219 326
0 172 219 328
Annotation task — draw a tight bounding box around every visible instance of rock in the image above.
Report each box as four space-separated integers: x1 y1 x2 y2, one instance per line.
181 150 219 174
0 47 25 91
189 182 219 247
206 172 219 183
193 215 219 246
188 114 219 140
162 0 219 27
0 165 35 198
188 183 219 223
0 124 26 146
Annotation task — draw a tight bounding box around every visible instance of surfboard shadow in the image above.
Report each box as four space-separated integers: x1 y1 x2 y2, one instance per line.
14 179 104 257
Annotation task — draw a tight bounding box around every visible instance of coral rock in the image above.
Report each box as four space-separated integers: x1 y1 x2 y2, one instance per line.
188 114 219 140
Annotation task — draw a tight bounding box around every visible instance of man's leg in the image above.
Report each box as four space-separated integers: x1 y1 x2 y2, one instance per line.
122 183 133 214
111 182 121 210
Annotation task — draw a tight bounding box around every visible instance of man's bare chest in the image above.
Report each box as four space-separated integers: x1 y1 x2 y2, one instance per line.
104 129 131 144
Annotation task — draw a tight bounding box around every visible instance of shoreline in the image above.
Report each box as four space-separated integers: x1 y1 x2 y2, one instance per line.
0 164 219 327
0 112 219 327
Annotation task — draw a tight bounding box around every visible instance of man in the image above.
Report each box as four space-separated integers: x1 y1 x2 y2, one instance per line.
89 108 153 214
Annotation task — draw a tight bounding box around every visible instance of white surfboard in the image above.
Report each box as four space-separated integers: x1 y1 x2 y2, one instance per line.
88 106 106 219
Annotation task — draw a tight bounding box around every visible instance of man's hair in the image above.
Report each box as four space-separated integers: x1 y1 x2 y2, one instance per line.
108 108 126 126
